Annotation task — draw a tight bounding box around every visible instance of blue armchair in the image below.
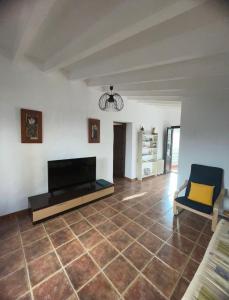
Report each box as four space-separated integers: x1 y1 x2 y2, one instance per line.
174 164 225 231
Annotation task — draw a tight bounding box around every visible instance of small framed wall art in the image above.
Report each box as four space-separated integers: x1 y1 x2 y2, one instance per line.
21 108 42 143
88 118 100 143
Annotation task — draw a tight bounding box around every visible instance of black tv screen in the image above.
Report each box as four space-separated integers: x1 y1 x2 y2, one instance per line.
48 157 96 192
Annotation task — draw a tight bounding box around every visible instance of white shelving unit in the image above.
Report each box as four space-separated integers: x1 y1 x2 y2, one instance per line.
137 131 164 180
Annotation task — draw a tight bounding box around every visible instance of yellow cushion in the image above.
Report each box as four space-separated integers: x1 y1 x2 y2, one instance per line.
188 182 215 206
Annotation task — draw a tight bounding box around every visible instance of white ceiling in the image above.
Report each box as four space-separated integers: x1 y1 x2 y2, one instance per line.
0 0 229 106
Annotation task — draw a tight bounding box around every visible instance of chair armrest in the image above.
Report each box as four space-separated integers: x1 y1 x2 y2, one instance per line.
213 188 225 212
174 180 188 199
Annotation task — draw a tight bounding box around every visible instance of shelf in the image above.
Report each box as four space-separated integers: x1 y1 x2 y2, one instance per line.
143 173 155 178
137 131 161 180
143 147 154 149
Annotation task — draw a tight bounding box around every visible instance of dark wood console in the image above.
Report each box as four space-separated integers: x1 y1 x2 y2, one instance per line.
29 179 114 223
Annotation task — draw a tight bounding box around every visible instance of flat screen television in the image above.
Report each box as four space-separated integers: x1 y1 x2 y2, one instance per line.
48 157 96 192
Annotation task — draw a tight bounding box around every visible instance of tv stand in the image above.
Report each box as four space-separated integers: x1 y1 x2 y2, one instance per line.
28 179 114 223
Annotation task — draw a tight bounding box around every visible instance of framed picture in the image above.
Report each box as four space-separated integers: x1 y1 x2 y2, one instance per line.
88 118 100 143
21 109 42 143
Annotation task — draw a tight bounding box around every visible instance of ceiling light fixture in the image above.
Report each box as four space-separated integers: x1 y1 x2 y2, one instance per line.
98 85 124 112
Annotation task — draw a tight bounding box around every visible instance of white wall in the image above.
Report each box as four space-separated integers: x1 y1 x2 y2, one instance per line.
178 95 229 209
0 54 180 215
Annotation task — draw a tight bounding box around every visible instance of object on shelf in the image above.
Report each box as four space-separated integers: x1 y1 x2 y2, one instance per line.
143 168 151 176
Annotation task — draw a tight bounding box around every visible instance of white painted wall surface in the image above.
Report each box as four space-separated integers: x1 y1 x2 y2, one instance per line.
178 95 229 210
0 54 180 215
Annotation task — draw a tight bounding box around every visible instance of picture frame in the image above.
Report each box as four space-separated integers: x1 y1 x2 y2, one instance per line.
21 108 42 143
88 118 100 143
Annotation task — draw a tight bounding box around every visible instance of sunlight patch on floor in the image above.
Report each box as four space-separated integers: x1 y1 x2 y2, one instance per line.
167 172 178 202
122 192 147 201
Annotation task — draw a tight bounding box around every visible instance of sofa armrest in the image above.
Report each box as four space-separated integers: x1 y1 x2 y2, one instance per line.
174 180 188 199
213 188 225 213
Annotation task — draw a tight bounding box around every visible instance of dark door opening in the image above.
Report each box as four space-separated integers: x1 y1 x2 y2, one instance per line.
113 122 126 178
165 126 180 173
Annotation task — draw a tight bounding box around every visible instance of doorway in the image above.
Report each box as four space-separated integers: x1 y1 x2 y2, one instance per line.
165 126 180 173
113 122 126 178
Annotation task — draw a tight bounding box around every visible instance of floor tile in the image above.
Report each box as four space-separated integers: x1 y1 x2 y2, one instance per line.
141 196 160 207
132 203 148 213
20 292 32 300
157 244 188 273
191 244 206 263
167 233 195 255
80 206 97 217
21 226 46 245
70 220 92 236
148 222 173 241
103 196 119 206
87 213 107 226
171 277 189 300
0 222 18 241
123 242 152 270
92 201 108 212
104 255 137 293
18 217 37 232
108 229 133 251
78 228 104 250
197 232 212 248
203 222 213 236
62 212 82 225
124 276 166 300
0 234 21 257
24 237 53 263
113 192 133 202
90 240 118 268
111 203 128 212
0 268 28 299
176 224 200 242
0 249 24 279
111 214 130 227
101 207 118 218
122 208 140 219
123 221 145 238
96 220 118 237
45 218 66 234
0 215 18 227
66 254 99 290
57 239 84 265
137 231 163 254
50 227 74 248
134 214 154 229
143 257 179 298
180 216 205 232
144 208 164 220
28 252 61 286
78 273 120 300
158 211 180 230
33 271 74 300
182 258 199 281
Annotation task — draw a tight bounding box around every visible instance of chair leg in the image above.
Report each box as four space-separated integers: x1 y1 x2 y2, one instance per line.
173 201 179 215
212 211 218 232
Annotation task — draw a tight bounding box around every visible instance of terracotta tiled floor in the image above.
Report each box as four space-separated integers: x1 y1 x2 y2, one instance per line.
0 173 213 300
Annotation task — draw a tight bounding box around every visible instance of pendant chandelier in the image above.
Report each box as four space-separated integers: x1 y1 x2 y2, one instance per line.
98 85 124 112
